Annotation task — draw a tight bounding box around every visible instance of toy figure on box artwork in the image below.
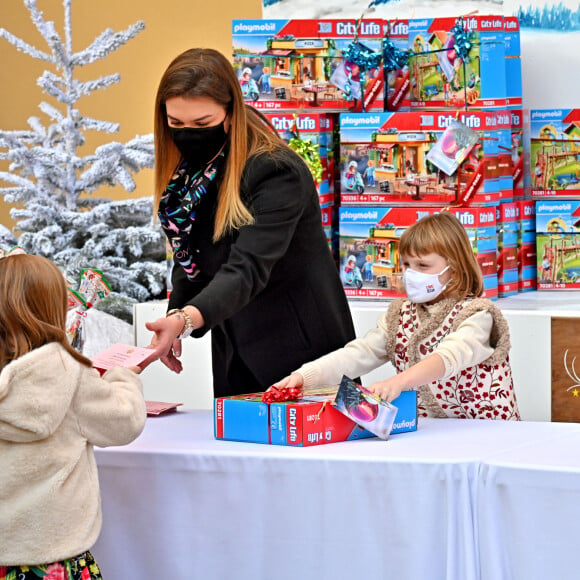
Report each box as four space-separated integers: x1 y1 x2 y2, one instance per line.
239 67 259 101
272 212 520 420
342 255 364 289
343 160 365 194
364 160 376 187
146 48 356 398
258 67 271 94
0 254 146 577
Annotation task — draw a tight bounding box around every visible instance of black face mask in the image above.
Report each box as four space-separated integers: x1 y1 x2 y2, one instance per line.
169 120 228 166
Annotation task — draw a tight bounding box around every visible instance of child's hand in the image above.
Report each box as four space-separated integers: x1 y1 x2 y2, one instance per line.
269 372 304 391
368 376 405 403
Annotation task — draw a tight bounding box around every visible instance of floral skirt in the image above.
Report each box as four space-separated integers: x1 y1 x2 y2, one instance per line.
0 551 102 580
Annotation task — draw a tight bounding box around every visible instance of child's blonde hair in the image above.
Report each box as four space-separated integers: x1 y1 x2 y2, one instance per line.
399 212 483 300
0 254 93 371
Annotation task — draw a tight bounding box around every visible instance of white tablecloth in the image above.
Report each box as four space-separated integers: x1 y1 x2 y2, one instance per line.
92 411 580 580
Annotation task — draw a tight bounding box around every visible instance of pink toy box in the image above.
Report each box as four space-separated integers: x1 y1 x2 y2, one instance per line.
530 109 580 198
496 202 519 297
407 16 506 110
214 387 417 446
339 111 510 207
339 206 498 300
232 19 384 112
510 108 531 200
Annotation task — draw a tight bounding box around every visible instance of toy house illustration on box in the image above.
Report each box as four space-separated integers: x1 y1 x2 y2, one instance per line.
339 206 498 300
530 109 580 198
232 19 384 112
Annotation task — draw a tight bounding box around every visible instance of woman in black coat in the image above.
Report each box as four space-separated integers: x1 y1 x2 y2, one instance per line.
146 48 355 398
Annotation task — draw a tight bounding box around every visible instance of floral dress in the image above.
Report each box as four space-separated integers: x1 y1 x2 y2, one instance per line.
0 551 102 580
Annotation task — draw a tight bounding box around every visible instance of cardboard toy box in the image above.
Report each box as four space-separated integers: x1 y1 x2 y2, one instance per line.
407 16 506 110
338 111 510 207
339 206 498 300
496 202 519 297
232 19 384 112
535 200 580 289
384 19 410 112
214 388 418 446
504 17 523 109
530 109 580 198
517 200 537 292
266 112 337 206
510 108 531 200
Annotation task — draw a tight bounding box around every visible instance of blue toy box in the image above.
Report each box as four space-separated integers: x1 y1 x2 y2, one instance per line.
214 388 417 446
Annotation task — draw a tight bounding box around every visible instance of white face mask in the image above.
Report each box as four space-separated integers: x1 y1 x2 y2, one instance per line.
403 266 450 303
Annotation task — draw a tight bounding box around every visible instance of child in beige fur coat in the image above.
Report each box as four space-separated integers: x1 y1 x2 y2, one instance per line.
0 254 147 578
274 212 520 420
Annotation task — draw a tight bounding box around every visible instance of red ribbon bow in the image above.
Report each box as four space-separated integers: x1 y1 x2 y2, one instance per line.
261 386 303 404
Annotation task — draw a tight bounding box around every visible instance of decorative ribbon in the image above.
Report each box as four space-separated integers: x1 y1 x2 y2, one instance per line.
262 386 303 404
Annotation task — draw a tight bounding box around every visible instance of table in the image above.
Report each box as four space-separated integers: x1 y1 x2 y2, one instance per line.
477 430 580 580
92 410 580 580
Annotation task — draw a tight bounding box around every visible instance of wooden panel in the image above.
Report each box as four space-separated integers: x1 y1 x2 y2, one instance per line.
551 317 580 422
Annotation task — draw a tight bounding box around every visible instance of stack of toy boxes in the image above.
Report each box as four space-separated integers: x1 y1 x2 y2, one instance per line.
338 206 498 300
214 388 418 446
517 200 537 292
496 202 519 297
232 19 384 113
535 200 580 290
384 19 410 112
338 111 510 208
529 109 580 198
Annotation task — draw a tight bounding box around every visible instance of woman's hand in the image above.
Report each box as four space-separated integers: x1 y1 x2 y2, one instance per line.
145 316 185 373
269 371 304 391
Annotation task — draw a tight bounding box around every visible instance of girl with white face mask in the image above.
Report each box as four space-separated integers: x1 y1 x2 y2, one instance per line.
272 212 520 421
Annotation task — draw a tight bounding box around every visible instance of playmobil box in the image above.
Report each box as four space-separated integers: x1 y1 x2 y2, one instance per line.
339 111 509 207
530 109 580 198
384 19 410 112
407 16 506 110
510 108 531 200
535 200 580 289
214 387 417 446
232 19 384 112
266 112 336 205
496 203 519 297
339 206 498 300
504 17 523 109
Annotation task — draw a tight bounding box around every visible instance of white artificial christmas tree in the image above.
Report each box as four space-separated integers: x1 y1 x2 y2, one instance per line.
0 0 165 321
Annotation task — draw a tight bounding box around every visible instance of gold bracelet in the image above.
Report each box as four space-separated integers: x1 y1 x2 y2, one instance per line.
166 308 195 339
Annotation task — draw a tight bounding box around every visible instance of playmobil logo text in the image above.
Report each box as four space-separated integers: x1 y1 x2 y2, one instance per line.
233 22 277 34
341 210 379 221
335 21 381 36
270 116 316 131
341 115 382 127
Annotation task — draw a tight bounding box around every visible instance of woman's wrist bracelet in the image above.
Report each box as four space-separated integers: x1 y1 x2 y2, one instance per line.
166 308 195 339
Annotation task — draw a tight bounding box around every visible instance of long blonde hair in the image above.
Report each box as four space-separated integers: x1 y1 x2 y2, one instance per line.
154 48 286 241
0 254 93 371
399 212 484 301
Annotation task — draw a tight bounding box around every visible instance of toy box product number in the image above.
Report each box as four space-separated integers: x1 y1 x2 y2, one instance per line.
214 387 417 446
